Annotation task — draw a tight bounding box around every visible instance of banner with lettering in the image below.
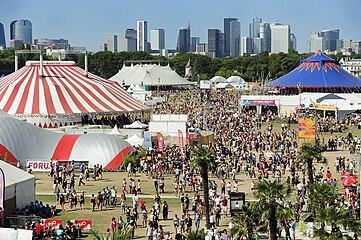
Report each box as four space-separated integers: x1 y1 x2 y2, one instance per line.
186 131 190 145
178 130 185 156
157 133 164 153
44 219 62 230
27 160 57 172
75 219 92 230
298 118 316 139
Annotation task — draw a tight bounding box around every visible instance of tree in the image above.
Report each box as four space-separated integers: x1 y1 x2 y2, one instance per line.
231 203 264 239
91 229 132 240
191 146 216 229
297 143 326 185
254 179 292 240
184 229 207 240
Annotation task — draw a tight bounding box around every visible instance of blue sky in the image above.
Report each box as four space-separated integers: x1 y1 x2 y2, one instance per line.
1 0 360 53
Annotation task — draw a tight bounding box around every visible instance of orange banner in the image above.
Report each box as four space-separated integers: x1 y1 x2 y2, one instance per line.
314 104 336 110
298 118 315 139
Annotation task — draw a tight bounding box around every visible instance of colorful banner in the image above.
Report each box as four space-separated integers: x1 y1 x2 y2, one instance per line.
0 167 4 210
75 219 92 230
143 131 152 150
44 219 62 230
27 160 57 172
186 131 190 145
178 130 185 156
157 133 164 153
298 118 316 139
242 99 275 105
314 104 336 110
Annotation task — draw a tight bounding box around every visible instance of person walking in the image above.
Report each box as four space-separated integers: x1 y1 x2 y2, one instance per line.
162 201 169 220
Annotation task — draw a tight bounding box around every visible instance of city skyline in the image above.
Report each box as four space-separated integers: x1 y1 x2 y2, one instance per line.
0 0 361 53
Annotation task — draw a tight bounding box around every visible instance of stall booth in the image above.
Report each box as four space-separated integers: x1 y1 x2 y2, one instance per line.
241 99 279 115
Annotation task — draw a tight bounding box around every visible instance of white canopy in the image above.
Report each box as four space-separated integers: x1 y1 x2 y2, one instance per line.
110 64 192 86
215 82 233 89
108 125 122 135
125 134 144 146
0 161 35 210
124 120 148 129
210 76 227 84
227 76 247 87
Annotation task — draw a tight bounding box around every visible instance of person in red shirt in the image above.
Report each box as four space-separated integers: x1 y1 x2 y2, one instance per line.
35 220 43 239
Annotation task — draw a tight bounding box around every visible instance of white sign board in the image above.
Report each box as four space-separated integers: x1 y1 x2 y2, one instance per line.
27 160 57 172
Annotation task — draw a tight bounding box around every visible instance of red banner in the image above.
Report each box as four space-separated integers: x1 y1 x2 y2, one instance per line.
0 168 4 210
44 219 62 230
75 219 92 230
186 131 190 145
157 133 164 153
178 130 185 156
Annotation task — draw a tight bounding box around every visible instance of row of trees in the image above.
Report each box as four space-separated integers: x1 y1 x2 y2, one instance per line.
1 47 360 81
192 144 360 240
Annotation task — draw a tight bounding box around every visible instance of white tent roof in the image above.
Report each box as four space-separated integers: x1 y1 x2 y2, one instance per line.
215 82 233 89
0 114 133 169
124 120 148 129
227 76 246 85
109 125 122 135
0 160 35 208
125 134 144 146
110 64 192 86
210 76 227 84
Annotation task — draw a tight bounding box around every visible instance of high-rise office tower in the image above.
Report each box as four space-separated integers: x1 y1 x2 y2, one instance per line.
191 37 200 52
177 25 191 52
106 35 118 52
290 33 297 51
208 29 222 58
224 17 239 56
0 23 5 49
125 29 137 39
150 29 165 50
270 22 290 53
260 23 271 52
242 37 252 55
100 43 108 51
320 29 339 51
253 38 263 54
137 20 148 52
10 19 32 45
309 32 325 52
249 17 262 53
229 20 241 57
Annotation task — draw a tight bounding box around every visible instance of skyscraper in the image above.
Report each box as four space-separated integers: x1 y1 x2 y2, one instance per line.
290 33 297 51
137 20 148 52
0 23 5 49
208 29 222 58
249 17 262 53
229 20 241 57
309 32 325 52
270 23 290 53
107 35 118 52
10 19 32 45
125 29 137 39
253 38 262 54
224 17 239 56
320 29 339 51
260 23 271 52
191 37 200 52
242 37 252 55
177 25 191 52
150 29 165 50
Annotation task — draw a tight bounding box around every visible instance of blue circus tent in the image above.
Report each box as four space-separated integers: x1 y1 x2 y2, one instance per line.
266 51 361 93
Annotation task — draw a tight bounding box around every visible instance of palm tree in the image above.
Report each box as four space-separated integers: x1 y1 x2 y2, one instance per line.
91 229 133 240
184 229 207 240
191 146 216 229
254 179 292 240
231 203 264 240
297 143 325 185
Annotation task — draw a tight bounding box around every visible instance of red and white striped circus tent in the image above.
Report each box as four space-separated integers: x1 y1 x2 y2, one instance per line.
0 61 149 127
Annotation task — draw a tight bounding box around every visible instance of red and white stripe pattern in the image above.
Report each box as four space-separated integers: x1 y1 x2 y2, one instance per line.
0 61 148 115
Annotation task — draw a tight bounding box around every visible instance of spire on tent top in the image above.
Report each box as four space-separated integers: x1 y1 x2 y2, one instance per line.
316 50 322 54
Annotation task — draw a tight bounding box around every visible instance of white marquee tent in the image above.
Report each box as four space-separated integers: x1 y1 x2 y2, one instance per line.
0 161 35 215
110 64 192 86
124 120 148 129
125 134 144 146
227 76 247 88
210 76 227 85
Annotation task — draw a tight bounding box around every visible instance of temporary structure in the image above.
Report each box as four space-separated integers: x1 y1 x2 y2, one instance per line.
0 161 35 216
124 120 148 129
0 61 149 127
210 76 227 85
0 113 132 169
108 125 122 135
227 76 247 88
110 64 192 87
125 134 144 146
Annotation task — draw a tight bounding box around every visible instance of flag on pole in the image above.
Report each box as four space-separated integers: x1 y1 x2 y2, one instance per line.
178 130 185 156
186 130 190 145
0 167 5 211
157 133 164 153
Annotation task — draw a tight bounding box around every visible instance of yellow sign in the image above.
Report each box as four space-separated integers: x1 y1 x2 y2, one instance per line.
298 118 315 139
314 104 336 110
